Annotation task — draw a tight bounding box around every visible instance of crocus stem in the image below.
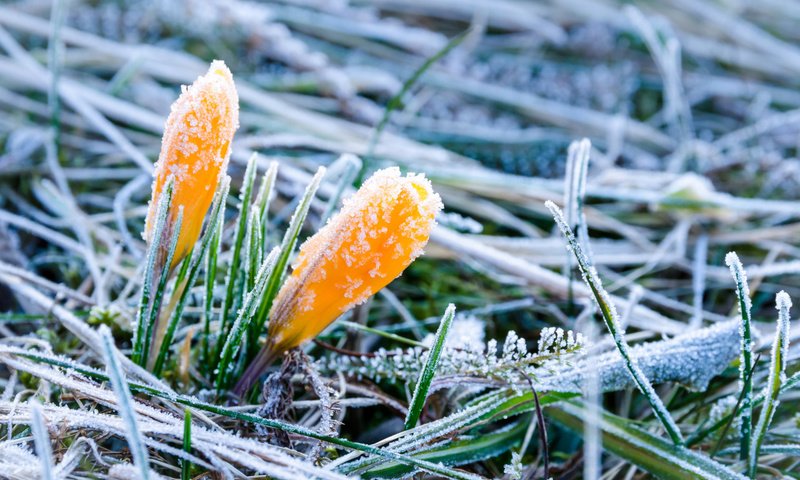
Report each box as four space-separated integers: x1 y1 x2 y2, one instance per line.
148 275 188 369
233 347 277 399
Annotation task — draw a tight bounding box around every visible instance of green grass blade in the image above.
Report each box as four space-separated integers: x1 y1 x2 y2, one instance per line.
725 252 754 461
404 304 455 430
201 178 228 376
246 211 262 292
100 326 150 480
216 248 280 393
133 179 173 366
363 421 525 479
749 291 791 477
548 400 747 480
143 208 183 365
368 29 471 157
546 200 684 445
6 346 479 480
249 167 325 356
182 408 192 480
152 178 230 377
217 153 259 365
254 161 278 251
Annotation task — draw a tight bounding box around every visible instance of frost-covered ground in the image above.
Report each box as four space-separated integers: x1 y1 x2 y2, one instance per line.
1 0 800 479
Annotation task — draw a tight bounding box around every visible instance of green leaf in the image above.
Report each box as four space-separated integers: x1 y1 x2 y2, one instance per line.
363 421 526 479
749 291 791 477
725 252 754 461
182 408 192 480
216 153 259 369
152 177 230 377
546 200 684 445
133 178 173 366
100 327 151 480
548 400 747 480
6 346 483 480
216 248 280 393
404 304 455 430
249 167 325 357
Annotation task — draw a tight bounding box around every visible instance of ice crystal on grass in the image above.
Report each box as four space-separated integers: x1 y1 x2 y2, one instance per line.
503 451 523 479
320 327 586 390
537 320 741 394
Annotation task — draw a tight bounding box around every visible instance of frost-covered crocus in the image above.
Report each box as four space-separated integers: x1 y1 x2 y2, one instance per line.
235 167 443 395
144 60 239 271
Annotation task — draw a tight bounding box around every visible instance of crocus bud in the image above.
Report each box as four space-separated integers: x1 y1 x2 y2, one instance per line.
235 167 442 396
144 60 239 270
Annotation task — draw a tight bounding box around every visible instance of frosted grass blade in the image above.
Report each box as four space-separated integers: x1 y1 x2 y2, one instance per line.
132 179 173 366
405 304 455 430
549 400 746 480
725 252 754 461
250 167 325 355
30 400 54 480
153 178 230 377
182 408 192 480
216 248 280 392
749 291 791 477
100 326 150 479
546 200 684 445
217 153 259 361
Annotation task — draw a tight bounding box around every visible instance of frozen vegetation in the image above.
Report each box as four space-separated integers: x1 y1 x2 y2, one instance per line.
0 0 800 479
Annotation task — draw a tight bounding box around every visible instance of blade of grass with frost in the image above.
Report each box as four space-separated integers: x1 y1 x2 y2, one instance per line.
689 370 800 446
216 247 280 393
143 209 183 365
132 179 173 366
249 167 325 355
4 350 480 480
725 252 754 460
247 211 262 292
367 29 471 157
253 161 278 257
749 291 791 477
153 178 230 377
202 183 226 375
30 401 53 480
338 390 575 474
339 320 428 348
721 444 800 457
182 408 192 480
217 153 258 360
100 326 150 480
363 421 526 479
545 200 684 445
548 400 747 480
405 304 455 430
320 154 362 224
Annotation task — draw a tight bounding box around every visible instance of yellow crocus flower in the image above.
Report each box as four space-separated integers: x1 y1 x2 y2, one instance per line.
235 167 442 396
144 60 239 271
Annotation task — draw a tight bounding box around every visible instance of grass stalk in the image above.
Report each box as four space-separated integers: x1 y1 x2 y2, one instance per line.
404 304 455 429
748 291 791 477
725 252 754 461
546 200 684 445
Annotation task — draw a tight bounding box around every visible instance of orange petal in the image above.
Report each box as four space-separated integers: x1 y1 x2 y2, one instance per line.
144 60 239 270
267 167 443 353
